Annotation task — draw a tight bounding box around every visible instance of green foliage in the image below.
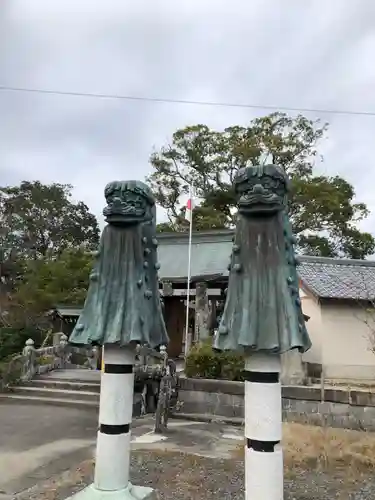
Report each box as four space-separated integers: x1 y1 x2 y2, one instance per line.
0 181 99 259
185 342 221 379
156 222 176 233
185 341 244 381
148 113 375 258
13 248 94 315
0 326 42 360
219 351 245 381
0 181 99 336
38 355 55 366
0 354 25 390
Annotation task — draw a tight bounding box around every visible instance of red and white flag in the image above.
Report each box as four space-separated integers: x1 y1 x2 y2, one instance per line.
185 190 194 223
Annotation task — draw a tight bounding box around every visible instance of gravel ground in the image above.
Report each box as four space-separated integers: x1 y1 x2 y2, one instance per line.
19 450 375 500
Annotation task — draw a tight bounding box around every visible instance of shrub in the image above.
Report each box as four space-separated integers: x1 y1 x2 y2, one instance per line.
220 350 245 381
0 353 25 390
185 342 222 379
185 341 244 381
38 355 55 366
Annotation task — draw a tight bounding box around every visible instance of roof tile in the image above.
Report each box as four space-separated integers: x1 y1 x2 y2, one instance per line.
298 261 375 300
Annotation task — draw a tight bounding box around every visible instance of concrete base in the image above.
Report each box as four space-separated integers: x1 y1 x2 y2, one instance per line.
67 483 156 500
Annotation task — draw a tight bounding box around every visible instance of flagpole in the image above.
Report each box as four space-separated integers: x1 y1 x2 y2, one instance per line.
184 185 193 358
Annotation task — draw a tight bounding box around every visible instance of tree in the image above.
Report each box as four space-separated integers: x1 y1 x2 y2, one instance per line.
0 249 93 358
0 326 43 361
13 248 94 318
0 246 24 293
148 113 375 259
0 181 100 259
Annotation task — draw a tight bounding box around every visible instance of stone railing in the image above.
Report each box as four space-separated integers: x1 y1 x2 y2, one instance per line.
0 336 179 406
0 333 99 391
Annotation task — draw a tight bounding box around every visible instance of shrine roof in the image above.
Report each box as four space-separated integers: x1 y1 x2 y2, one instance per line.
157 230 375 300
157 230 233 284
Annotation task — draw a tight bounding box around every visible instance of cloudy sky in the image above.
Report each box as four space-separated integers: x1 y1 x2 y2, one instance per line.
1 0 375 232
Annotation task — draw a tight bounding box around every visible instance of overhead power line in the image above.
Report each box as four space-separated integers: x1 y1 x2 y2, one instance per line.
0 84 375 118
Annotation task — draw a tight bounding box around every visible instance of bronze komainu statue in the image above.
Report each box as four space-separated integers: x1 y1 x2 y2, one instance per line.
214 164 311 354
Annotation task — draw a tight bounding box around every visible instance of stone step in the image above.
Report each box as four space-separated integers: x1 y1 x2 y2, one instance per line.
0 392 143 416
27 378 101 393
8 385 100 402
36 371 101 385
0 393 99 408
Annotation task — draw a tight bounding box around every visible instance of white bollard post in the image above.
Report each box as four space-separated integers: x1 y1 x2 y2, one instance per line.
68 344 155 499
95 344 134 491
244 353 283 500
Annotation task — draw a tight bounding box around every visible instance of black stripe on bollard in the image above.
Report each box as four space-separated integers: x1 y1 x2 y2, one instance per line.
243 371 279 383
99 423 131 435
246 438 280 452
104 364 133 374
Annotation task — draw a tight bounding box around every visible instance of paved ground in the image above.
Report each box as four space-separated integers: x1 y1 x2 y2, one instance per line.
0 403 99 496
1 400 374 499
0 397 244 497
3 413 373 500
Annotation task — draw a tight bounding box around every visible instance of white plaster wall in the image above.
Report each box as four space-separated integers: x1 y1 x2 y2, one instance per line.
321 303 375 381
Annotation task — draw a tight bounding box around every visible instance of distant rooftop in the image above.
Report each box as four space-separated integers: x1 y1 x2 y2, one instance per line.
157 230 233 283
298 259 375 301
52 306 83 317
157 230 375 300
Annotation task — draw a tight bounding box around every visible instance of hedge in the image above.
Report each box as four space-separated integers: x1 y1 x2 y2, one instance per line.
185 341 245 381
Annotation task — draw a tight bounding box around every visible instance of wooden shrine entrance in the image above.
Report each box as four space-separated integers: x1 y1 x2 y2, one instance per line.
161 281 226 358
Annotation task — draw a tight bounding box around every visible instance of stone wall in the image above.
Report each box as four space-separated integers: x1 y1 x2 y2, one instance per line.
176 377 375 431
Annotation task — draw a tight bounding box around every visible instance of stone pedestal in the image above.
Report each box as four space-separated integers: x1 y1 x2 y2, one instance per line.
68 483 156 500
281 349 305 385
195 282 209 342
